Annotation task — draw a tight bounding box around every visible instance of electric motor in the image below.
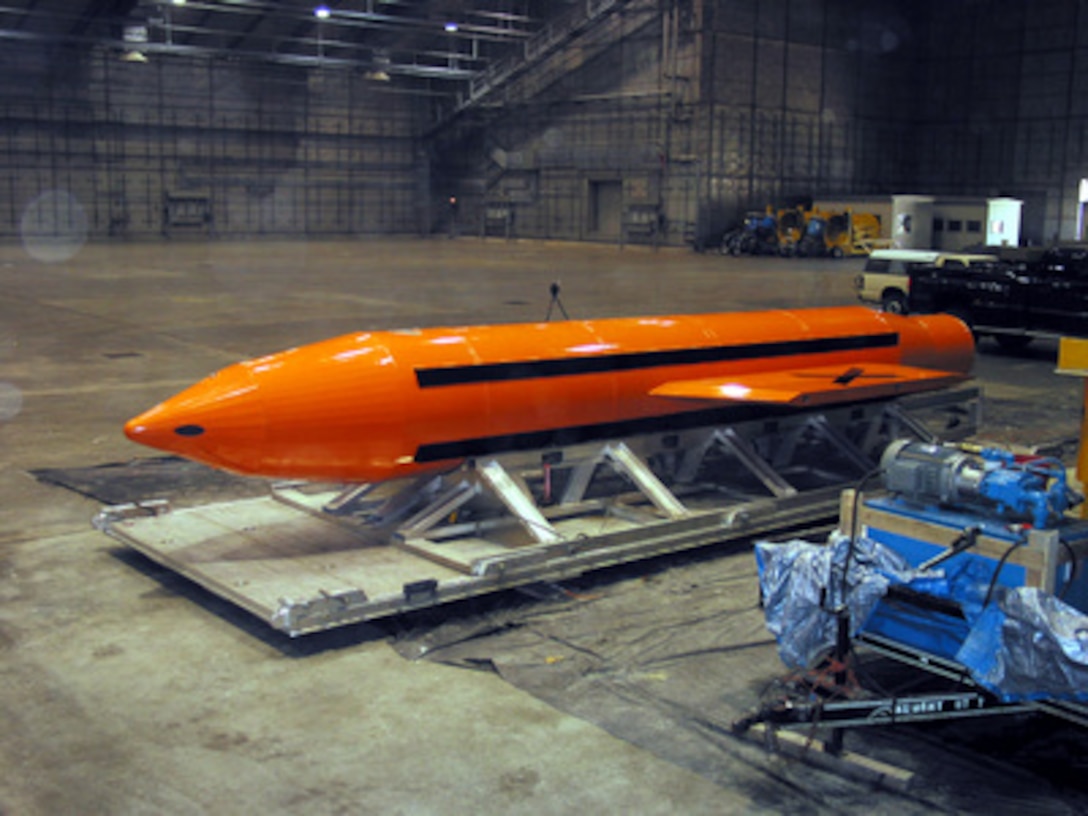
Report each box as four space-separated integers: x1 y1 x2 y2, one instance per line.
880 439 987 506
880 439 1078 528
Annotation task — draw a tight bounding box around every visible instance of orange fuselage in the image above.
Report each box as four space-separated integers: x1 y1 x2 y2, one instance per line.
124 306 974 482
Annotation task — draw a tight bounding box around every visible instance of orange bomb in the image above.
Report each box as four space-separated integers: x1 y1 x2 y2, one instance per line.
124 306 974 483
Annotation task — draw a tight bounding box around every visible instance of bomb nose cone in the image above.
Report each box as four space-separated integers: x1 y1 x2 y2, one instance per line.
124 362 268 474
123 409 207 447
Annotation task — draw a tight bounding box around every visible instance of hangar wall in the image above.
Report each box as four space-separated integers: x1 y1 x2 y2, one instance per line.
433 0 930 246
695 0 923 245
2 0 1087 246
3 45 424 242
703 0 1088 245
430 3 682 244
436 0 1088 247
915 0 1088 244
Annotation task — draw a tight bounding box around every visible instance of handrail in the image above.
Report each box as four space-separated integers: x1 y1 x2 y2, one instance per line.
458 0 622 114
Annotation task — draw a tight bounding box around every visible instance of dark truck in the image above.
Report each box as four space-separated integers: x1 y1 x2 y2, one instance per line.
906 246 1088 350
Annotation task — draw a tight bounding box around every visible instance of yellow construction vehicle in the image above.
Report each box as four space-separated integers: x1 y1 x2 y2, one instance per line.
775 206 806 256
798 210 887 258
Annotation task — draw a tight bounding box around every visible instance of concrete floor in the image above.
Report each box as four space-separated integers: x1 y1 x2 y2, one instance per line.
1 237 1083 814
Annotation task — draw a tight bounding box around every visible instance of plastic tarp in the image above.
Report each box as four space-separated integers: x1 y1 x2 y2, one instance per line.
958 587 1088 702
754 531 917 670
755 533 1088 702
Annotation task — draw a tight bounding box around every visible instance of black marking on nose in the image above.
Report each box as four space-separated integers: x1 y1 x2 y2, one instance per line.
174 424 206 437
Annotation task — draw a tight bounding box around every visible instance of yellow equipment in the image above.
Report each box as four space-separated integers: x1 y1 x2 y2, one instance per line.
775 206 806 256
801 210 888 258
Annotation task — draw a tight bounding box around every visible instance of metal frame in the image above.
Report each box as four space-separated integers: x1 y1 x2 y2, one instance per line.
730 628 1087 788
95 388 979 636
857 632 1088 729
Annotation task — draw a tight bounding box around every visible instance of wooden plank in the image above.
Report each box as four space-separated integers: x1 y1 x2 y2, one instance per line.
857 504 1046 577
747 724 914 792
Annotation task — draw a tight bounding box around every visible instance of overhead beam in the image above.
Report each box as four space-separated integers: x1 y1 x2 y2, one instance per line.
0 27 479 81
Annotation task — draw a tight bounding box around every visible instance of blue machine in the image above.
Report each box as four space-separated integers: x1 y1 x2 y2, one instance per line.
857 440 1088 700
745 440 1088 743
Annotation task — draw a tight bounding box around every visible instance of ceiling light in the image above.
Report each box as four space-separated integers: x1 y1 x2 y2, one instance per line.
121 23 148 62
315 6 331 19
123 24 148 44
444 22 459 32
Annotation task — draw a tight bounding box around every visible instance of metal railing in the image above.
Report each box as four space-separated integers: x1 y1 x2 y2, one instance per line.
459 0 623 113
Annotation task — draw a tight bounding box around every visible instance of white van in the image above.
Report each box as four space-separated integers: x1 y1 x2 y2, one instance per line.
854 249 997 313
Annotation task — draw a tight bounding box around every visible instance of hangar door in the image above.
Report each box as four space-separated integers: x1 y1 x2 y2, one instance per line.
589 180 622 240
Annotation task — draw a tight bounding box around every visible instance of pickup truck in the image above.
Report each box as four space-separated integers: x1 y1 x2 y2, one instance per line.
906 247 1088 349
854 249 997 313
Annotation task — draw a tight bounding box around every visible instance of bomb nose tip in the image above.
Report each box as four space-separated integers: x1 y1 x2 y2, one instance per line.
122 362 264 467
123 405 183 450
125 416 206 439
123 411 156 443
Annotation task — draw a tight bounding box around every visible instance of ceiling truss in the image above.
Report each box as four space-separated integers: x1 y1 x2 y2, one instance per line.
0 1 565 93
